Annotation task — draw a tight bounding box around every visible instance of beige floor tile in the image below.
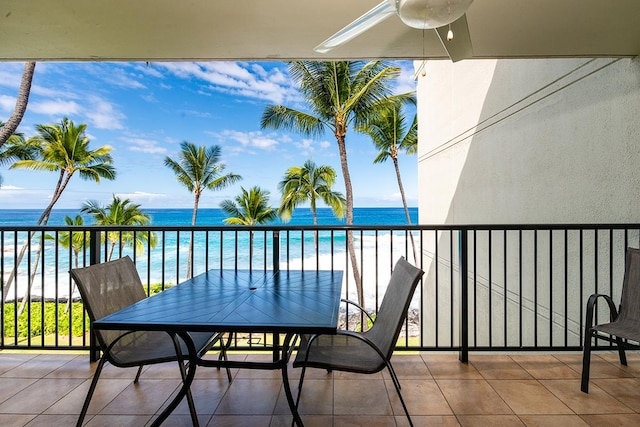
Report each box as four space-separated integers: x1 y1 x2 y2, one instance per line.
1 353 76 379
387 379 453 416
510 354 580 380
395 415 460 427
0 377 84 414
24 414 81 426
591 377 640 412
332 415 397 426
152 412 213 426
0 414 36 427
489 379 572 414
436 379 513 415
557 353 633 379
45 354 97 379
215 378 280 415
580 413 640 427
167 377 230 415
457 415 525 426
83 414 152 426
470 355 533 380
519 414 590 427
270 414 333 427
423 355 483 380
273 378 333 415
0 353 36 376
44 378 131 415
99 379 179 415
0 377 38 404
207 414 273 426
540 379 634 414
381 354 432 380
334 378 393 416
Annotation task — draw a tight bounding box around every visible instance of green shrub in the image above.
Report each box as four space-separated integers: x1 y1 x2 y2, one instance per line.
4 302 90 338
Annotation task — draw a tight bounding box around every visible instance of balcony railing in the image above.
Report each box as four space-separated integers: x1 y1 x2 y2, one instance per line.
1 223 638 357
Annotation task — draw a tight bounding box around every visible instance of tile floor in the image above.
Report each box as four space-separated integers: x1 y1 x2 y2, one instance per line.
0 350 638 426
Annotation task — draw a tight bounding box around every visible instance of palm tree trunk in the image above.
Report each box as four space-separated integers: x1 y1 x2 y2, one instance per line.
336 134 364 308
393 157 417 264
3 172 69 302
187 194 200 278
0 61 35 148
311 206 319 251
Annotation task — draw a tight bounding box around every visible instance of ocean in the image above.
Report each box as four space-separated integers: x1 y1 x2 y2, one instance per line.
0 207 418 227
0 207 419 304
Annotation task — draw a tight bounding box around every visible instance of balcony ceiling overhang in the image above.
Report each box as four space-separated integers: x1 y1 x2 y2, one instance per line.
0 0 639 62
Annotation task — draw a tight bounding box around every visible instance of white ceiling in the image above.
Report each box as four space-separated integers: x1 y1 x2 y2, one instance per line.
0 0 639 61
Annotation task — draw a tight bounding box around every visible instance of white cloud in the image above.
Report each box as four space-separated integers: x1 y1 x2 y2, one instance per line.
115 191 167 203
120 136 167 154
394 61 418 95
104 67 146 89
0 95 15 112
85 97 126 129
158 62 300 104
30 99 81 116
213 129 280 153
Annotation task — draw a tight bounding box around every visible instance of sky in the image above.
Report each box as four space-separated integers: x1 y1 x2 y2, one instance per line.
0 61 418 211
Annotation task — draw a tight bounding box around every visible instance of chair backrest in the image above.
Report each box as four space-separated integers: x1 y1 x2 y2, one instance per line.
366 257 424 358
70 256 146 350
618 247 640 323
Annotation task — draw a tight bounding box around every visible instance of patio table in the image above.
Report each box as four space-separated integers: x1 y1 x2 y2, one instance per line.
93 268 343 426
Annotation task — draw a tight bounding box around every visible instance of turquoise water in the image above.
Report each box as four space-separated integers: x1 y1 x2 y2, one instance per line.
0 208 419 302
0 207 418 226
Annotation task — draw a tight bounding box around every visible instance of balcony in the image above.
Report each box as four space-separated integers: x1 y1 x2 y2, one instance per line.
0 350 639 426
0 223 639 425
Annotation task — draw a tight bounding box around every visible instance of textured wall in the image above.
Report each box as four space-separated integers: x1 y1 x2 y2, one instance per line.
415 58 640 347
417 57 640 225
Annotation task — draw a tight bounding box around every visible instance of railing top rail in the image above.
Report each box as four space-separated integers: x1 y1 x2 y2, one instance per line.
2 223 640 232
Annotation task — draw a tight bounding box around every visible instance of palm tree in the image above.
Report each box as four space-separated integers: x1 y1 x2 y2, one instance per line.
261 61 410 307
279 159 345 249
220 186 278 259
2 117 116 303
357 100 418 262
164 141 241 277
0 61 36 148
0 124 39 188
45 215 89 312
81 195 156 261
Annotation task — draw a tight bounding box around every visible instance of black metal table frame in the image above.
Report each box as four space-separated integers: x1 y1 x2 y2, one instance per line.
92 269 343 427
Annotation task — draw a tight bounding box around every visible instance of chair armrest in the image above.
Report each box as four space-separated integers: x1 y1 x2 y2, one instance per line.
341 298 375 323
585 293 619 331
299 329 388 368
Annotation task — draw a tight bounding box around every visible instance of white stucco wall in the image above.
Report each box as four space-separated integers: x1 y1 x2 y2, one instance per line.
415 57 640 348
417 57 640 225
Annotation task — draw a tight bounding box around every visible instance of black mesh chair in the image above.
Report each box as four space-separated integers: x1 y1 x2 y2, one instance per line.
293 257 424 426
581 247 640 393
70 256 231 426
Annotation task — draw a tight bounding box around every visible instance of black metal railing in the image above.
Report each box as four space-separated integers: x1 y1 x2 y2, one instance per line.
1 223 637 355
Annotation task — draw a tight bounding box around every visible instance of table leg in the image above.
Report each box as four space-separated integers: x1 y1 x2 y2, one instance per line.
151 331 198 427
282 333 304 427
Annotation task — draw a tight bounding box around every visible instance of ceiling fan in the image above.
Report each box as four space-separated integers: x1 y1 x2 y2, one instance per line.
314 0 474 62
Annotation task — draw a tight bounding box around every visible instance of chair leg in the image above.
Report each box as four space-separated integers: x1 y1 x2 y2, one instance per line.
581 330 593 393
385 361 413 427
616 336 628 366
76 357 107 427
133 365 144 383
177 356 199 426
218 338 233 383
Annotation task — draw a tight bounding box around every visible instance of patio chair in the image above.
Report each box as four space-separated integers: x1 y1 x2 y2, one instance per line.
581 247 640 393
293 256 424 426
70 256 231 426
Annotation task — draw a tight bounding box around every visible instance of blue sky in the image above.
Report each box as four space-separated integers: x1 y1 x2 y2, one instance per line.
0 61 417 210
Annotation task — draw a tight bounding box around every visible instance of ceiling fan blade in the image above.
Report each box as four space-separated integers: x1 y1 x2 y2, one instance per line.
314 1 396 53
435 14 473 62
